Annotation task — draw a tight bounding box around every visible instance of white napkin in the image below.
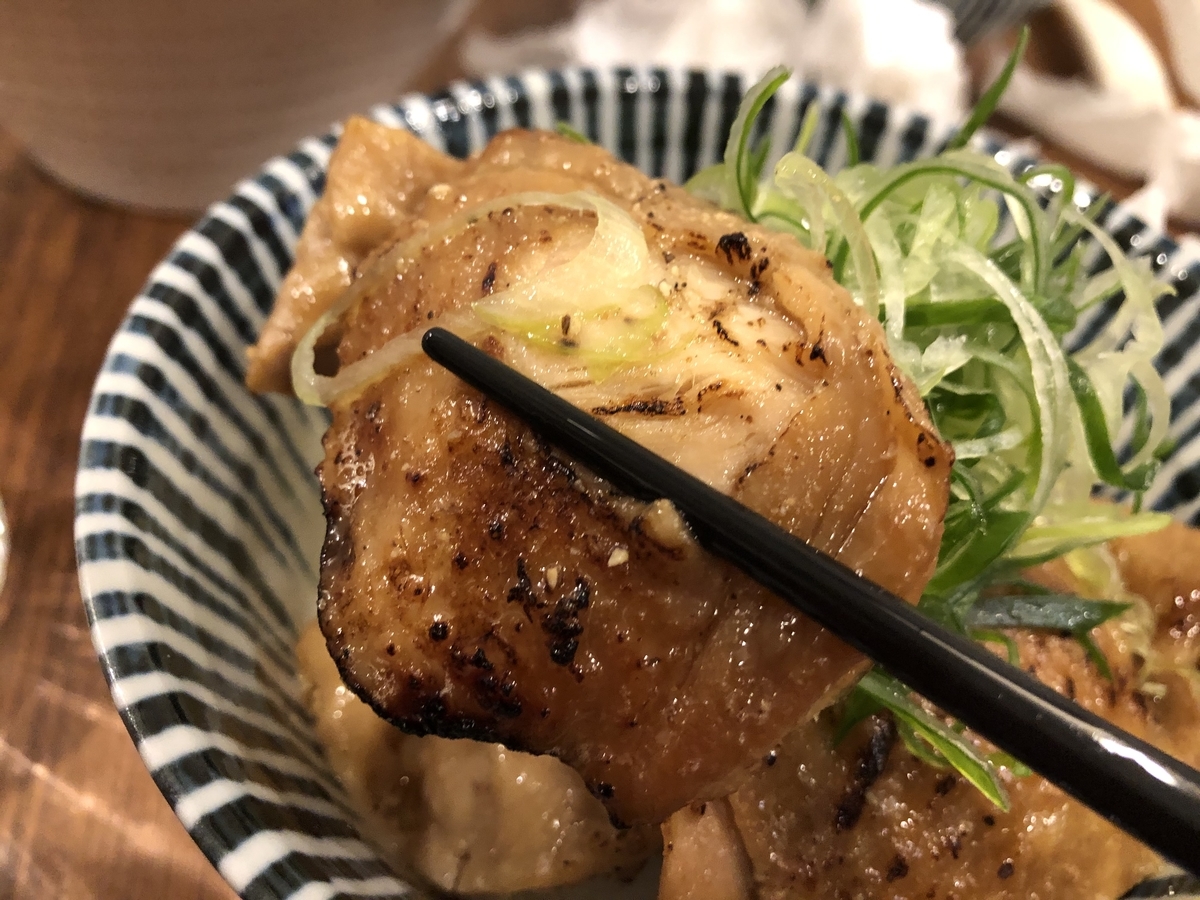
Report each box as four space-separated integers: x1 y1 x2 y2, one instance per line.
995 68 1200 231
985 0 1200 229
462 0 969 125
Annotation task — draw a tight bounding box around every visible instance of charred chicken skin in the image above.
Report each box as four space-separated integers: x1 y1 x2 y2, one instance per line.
250 120 952 826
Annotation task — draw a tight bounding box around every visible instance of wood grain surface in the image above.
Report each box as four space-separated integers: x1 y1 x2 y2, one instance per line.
0 40 1173 900
0 22 508 897
0 128 235 900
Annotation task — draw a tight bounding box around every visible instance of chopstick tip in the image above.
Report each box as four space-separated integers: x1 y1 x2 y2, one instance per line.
421 326 444 352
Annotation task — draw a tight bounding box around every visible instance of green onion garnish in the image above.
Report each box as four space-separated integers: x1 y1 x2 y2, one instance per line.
690 35 1175 805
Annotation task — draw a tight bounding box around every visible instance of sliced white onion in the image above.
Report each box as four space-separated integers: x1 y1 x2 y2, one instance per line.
774 151 881 315
1064 209 1171 470
291 190 660 406
942 244 1073 519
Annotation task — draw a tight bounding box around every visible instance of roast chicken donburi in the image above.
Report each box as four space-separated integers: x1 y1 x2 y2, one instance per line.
251 115 952 827
247 113 1197 898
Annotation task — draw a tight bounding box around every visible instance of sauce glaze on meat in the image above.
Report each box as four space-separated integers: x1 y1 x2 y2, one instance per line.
660 547 1200 900
250 120 953 826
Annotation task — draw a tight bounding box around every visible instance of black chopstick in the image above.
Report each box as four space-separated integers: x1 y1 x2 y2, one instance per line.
422 326 1200 875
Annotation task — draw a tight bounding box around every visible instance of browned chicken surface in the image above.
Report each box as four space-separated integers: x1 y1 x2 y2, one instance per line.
250 119 953 826
1113 520 1200 670
658 546 1200 900
245 117 465 393
295 622 658 894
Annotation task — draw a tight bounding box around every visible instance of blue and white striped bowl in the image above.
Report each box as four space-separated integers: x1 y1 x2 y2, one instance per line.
938 0 1052 43
75 68 1200 900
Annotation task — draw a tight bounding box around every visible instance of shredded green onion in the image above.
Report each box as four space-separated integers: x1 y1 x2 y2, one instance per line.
727 65 791 216
855 670 1011 810
966 594 1130 631
944 25 1029 152
693 41 1175 805
554 121 591 144
774 154 880 314
839 110 861 167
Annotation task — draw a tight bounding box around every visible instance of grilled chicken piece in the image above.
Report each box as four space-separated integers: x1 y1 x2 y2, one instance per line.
246 117 465 393
660 800 756 900
310 127 952 826
661 542 1200 900
295 622 657 894
1110 522 1200 751
1112 520 1200 670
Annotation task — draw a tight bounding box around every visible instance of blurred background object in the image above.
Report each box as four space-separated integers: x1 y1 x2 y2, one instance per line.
1118 0 1200 105
0 493 7 595
462 0 974 123
967 0 1200 228
459 0 1200 227
1 3 1196 900
2 0 1195 218
941 0 1058 41
0 0 473 212
994 0 1174 180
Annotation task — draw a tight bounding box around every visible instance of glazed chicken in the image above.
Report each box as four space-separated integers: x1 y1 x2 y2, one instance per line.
246 116 465 394
658 541 1200 900
1113 519 1200 673
295 622 658 894
256 118 1200 900
247 118 953 828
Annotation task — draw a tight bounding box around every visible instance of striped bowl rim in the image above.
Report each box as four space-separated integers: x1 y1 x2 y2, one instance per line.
76 67 1200 900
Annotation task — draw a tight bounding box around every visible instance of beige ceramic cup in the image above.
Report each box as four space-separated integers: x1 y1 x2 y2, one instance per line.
0 0 473 212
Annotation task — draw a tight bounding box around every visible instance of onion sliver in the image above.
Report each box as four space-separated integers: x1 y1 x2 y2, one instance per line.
291 191 661 406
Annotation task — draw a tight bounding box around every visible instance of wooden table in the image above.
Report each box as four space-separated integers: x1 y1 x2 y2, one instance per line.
0 90 1158 900
0 24 499 898
0 128 236 900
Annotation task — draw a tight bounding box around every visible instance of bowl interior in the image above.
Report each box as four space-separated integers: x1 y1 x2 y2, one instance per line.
75 67 1200 900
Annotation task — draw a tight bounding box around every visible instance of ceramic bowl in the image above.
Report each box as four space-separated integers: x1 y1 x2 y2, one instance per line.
76 67 1200 899
0 0 471 212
